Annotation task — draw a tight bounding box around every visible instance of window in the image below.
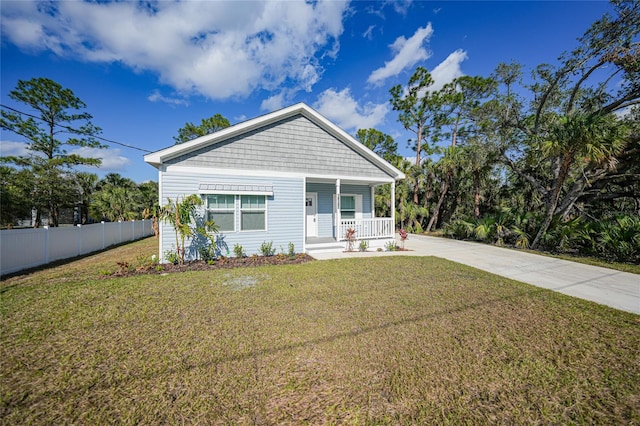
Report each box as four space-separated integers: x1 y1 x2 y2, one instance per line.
340 195 356 219
241 195 266 231
205 194 235 232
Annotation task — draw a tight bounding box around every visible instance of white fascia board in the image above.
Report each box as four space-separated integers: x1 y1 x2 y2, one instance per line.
164 165 396 185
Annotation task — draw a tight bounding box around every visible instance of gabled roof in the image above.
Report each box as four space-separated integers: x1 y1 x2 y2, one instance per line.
144 102 404 180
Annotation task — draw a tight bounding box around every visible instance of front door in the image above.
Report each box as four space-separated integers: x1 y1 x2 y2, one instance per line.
305 192 317 238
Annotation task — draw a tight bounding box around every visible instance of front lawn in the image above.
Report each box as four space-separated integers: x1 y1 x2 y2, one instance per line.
1 238 638 424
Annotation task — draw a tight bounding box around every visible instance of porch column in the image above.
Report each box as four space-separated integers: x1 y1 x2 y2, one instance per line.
336 179 341 239
371 186 375 218
391 181 396 233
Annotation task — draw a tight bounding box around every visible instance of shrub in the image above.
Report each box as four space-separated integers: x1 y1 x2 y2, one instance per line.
399 229 408 250
287 242 296 258
233 243 246 258
385 240 398 251
444 219 474 240
358 240 369 252
259 241 275 257
345 228 357 251
164 249 180 265
198 245 216 262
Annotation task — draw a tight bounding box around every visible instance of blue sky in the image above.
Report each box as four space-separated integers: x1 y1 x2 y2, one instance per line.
1 0 614 183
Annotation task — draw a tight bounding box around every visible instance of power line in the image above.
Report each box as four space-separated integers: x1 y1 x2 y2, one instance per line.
1 103 153 153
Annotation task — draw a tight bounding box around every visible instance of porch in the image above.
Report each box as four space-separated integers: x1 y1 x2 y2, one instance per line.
305 218 395 254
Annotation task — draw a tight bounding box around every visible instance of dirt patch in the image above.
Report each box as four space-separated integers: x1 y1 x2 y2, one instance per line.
222 273 268 290
111 253 314 277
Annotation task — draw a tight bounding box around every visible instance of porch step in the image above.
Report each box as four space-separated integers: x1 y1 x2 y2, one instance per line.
306 237 397 255
305 241 346 254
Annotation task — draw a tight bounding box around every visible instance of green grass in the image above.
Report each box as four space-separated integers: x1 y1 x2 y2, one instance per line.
533 251 640 275
2 238 639 424
425 232 640 275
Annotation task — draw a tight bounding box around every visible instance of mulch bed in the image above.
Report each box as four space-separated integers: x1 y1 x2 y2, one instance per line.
112 253 314 277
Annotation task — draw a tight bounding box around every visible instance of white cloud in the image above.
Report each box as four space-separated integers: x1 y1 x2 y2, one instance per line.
388 0 413 15
1 1 349 100
367 23 433 86
261 93 287 112
363 25 376 40
148 90 189 106
314 88 389 131
0 141 132 172
428 49 468 91
0 141 30 157
73 147 132 172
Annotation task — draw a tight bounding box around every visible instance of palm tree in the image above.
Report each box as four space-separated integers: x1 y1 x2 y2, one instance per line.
426 146 463 232
160 194 203 264
75 172 98 224
531 113 628 249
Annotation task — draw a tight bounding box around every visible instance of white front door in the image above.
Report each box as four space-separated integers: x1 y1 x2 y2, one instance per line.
305 192 317 237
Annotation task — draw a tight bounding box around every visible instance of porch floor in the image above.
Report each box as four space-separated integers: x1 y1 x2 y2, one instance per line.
305 235 395 255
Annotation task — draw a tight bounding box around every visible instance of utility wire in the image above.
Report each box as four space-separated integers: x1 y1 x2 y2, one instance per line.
1 103 153 153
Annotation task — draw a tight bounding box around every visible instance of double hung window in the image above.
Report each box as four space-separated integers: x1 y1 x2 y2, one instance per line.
205 194 235 232
241 195 266 231
340 195 356 219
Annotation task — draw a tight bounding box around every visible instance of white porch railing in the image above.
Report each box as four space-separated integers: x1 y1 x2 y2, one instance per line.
338 218 394 241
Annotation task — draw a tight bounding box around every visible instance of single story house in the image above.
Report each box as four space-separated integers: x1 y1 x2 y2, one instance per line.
144 103 404 261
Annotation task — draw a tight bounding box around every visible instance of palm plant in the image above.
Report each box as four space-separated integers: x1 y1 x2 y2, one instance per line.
531 112 628 249
160 194 203 264
444 218 474 240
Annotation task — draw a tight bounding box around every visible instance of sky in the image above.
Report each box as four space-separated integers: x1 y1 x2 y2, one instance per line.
1 0 615 183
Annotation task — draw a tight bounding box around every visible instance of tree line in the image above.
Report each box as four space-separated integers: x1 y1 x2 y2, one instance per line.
0 78 158 227
366 1 639 263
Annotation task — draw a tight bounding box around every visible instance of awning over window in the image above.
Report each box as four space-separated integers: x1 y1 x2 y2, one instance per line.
198 183 273 196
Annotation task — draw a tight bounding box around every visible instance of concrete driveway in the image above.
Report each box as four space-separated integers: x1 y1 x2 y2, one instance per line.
311 234 640 315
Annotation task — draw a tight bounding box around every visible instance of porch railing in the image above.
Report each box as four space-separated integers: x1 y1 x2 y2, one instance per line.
338 218 394 241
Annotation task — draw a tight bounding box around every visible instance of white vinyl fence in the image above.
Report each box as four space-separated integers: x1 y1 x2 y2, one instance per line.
1 220 154 276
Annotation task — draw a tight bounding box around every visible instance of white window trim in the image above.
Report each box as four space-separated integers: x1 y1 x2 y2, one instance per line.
239 195 268 232
334 193 363 221
204 194 237 233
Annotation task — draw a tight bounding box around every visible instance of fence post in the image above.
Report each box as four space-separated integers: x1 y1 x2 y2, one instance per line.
77 224 82 256
131 219 135 241
118 220 122 243
142 219 145 236
43 226 49 264
101 221 105 249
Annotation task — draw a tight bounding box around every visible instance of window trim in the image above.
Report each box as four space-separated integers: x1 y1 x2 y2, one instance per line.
240 194 268 232
340 194 357 219
205 194 236 232
338 194 363 221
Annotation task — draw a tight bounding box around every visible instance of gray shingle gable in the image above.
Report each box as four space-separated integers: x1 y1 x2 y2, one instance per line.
165 114 390 179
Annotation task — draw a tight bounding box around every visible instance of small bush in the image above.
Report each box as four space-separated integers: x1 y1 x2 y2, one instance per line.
198 245 216 262
164 250 180 265
345 228 357 251
444 219 475 240
358 240 369 252
385 241 398 251
233 243 246 258
399 229 408 249
287 242 296 258
259 241 275 257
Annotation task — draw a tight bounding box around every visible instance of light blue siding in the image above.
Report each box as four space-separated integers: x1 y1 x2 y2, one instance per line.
306 183 335 238
305 182 372 239
161 171 304 260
